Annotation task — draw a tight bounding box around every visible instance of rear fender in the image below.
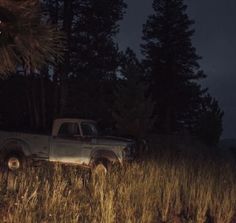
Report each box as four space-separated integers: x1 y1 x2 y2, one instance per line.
0 138 31 157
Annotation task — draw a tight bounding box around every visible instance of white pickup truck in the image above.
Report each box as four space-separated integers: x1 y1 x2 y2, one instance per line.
0 118 135 171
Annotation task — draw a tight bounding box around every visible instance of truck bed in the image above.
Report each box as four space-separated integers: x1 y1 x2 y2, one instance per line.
0 131 50 160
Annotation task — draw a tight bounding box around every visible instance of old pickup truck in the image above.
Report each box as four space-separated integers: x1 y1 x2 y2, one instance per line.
0 118 135 171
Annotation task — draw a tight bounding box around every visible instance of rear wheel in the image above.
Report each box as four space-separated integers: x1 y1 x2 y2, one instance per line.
5 153 25 171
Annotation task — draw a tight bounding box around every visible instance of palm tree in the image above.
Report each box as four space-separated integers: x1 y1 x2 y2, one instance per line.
0 0 64 76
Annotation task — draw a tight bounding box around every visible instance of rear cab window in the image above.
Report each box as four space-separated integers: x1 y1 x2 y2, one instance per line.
81 122 98 137
58 122 81 139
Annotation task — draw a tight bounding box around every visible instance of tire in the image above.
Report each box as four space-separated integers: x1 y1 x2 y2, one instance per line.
4 153 26 171
92 159 111 176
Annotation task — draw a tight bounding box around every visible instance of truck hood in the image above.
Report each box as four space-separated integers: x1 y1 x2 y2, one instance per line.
94 136 134 147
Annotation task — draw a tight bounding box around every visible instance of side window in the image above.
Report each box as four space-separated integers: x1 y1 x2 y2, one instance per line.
58 123 80 138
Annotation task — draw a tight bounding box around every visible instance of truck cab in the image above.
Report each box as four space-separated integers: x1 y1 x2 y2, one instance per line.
0 118 135 171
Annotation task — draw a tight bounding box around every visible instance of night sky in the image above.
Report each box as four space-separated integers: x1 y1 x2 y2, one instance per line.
117 0 236 139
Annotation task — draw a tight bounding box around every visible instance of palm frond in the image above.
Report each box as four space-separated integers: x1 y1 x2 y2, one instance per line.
0 0 65 76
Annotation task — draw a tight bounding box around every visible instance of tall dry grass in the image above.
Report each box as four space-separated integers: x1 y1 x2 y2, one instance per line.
0 148 236 223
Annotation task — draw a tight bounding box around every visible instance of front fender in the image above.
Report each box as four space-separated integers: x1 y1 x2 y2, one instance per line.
90 149 121 164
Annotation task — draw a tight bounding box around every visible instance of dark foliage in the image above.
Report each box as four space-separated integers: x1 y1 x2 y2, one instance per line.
195 94 224 146
0 0 224 146
0 0 126 131
112 48 156 138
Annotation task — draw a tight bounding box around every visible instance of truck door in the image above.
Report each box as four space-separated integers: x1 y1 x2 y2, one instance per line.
50 122 91 165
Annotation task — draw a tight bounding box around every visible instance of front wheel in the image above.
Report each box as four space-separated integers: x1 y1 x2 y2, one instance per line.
92 159 111 177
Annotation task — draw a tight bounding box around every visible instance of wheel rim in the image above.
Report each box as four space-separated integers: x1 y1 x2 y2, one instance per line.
8 157 20 170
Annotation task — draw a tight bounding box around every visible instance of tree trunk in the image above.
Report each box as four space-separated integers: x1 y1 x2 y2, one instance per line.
164 106 172 134
31 75 40 129
40 73 46 129
53 69 60 117
59 0 73 116
23 67 34 129
26 86 34 128
50 0 60 117
32 87 40 129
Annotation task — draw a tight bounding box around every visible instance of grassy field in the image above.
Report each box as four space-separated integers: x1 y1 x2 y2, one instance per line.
0 146 236 223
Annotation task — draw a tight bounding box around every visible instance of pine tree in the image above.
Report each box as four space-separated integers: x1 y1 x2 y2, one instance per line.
72 0 126 81
142 0 205 133
64 0 126 122
113 48 155 139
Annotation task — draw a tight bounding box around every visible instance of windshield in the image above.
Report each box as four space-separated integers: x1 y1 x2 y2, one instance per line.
81 122 98 137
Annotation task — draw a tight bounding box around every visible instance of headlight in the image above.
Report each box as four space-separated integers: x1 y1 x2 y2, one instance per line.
123 145 133 159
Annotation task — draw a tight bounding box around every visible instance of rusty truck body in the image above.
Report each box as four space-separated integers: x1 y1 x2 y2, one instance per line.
0 118 135 171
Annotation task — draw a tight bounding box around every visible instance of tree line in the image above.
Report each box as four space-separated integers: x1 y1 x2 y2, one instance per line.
0 0 223 145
